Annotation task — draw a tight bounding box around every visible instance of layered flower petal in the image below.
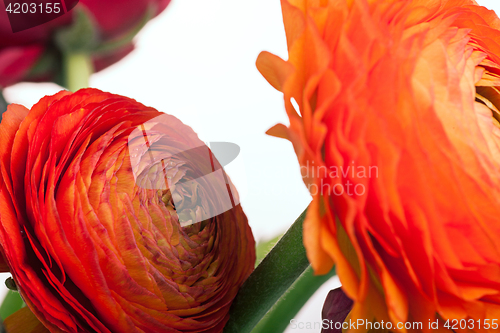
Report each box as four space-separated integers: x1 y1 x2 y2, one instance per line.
0 89 255 332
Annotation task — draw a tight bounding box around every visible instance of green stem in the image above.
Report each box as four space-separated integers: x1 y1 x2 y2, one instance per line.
252 265 336 333
224 207 333 333
0 291 24 320
64 52 93 92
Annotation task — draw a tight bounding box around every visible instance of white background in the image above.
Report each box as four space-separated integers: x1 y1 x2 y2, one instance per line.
2 0 499 331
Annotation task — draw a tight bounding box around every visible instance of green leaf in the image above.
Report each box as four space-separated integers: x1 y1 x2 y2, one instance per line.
0 291 25 320
251 265 336 333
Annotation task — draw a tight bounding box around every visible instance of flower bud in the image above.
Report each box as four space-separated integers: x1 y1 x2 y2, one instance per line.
0 88 255 332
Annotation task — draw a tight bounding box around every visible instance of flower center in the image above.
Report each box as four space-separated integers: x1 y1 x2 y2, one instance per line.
476 87 500 130
161 189 176 213
159 178 210 234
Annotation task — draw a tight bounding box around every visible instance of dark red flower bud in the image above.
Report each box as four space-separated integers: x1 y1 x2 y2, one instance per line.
0 0 171 88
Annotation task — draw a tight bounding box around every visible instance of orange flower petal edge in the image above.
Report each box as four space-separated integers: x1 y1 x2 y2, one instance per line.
0 88 255 333
258 0 500 331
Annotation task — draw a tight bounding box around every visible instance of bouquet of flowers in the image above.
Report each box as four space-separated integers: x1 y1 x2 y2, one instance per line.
1 0 500 332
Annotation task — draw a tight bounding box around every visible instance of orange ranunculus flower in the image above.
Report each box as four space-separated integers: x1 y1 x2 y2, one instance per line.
0 89 255 332
258 0 500 330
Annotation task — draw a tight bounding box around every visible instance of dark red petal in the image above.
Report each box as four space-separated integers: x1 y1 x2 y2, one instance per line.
321 287 354 333
0 46 43 88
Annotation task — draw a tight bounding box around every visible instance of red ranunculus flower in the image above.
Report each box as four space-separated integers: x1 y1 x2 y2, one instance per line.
0 0 170 88
0 88 255 332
